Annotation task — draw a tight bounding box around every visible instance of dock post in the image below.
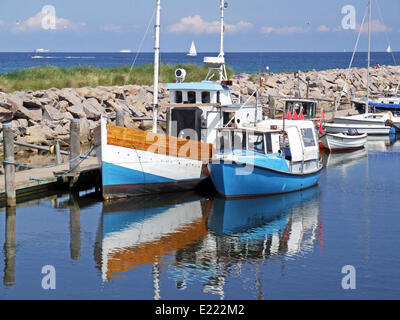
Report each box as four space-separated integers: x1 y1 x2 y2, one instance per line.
69 119 81 175
116 110 124 127
2 123 16 207
4 206 16 286
55 140 61 165
69 193 81 260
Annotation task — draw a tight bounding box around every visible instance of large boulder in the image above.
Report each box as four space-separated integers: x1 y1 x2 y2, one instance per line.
67 104 86 119
43 104 65 121
82 98 104 120
59 89 83 106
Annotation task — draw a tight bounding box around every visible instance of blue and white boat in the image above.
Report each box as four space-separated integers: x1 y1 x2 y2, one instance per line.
208 120 323 197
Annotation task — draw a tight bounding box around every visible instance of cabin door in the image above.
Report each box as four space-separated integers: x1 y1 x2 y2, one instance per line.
171 108 202 141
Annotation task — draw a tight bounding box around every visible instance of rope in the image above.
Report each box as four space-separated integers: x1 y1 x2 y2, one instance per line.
341 4 368 98
2 145 95 169
28 146 96 182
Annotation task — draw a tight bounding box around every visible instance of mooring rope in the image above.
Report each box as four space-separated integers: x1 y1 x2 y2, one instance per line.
2 145 95 169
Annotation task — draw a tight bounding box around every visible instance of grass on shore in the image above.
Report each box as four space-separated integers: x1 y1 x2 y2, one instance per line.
0 64 234 93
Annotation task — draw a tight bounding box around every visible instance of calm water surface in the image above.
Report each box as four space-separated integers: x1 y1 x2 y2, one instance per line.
1 136 400 300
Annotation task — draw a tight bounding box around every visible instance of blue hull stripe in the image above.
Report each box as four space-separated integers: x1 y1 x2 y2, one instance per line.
102 161 173 186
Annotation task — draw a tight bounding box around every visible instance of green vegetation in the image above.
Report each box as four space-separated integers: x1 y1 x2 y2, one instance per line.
0 64 234 93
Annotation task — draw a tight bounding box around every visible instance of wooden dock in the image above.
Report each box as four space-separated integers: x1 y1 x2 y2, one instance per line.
0 157 101 204
1 119 102 206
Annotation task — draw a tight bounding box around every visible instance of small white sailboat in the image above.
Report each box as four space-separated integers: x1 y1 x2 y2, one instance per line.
386 45 392 53
187 41 197 57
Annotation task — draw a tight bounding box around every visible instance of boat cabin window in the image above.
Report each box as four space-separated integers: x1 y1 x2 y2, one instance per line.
175 91 183 104
216 130 247 152
187 91 196 104
248 132 265 154
265 133 273 153
202 91 211 103
223 112 235 127
300 128 316 147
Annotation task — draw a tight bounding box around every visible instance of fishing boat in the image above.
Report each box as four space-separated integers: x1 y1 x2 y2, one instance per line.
187 41 197 57
94 0 263 199
208 120 323 198
320 129 367 152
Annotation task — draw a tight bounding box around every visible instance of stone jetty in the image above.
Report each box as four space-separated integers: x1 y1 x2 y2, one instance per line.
0 65 399 149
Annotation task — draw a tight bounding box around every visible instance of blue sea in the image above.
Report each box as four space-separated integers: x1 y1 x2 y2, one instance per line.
0 52 399 75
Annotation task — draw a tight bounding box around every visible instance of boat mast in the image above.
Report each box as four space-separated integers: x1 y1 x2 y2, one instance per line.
152 0 161 133
219 0 227 81
219 0 225 58
366 0 371 114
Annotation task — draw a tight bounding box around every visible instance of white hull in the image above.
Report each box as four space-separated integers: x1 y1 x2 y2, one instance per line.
98 118 206 199
335 112 400 129
324 123 391 135
321 133 367 151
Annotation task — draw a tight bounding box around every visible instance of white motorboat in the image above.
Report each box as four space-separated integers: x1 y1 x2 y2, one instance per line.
324 123 391 135
320 129 367 152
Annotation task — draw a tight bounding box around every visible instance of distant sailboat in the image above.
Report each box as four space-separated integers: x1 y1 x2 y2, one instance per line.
187 41 197 57
386 45 392 53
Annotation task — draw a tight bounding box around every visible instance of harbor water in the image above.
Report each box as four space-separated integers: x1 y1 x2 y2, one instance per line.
1 135 400 299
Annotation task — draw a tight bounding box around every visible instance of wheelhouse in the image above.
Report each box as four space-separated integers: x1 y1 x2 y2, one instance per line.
283 99 318 119
166 81 263 145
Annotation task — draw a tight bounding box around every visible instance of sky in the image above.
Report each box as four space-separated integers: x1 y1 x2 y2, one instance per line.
0 0 399 52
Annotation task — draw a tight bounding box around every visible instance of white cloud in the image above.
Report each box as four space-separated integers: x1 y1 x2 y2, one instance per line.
260 26 309 35
317 25 330 32
356 20 392 33
101 24 121 32
12 11 83 33
168 15 252 34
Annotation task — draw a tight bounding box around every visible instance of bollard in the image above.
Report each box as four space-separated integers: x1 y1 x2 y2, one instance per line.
69 119 81 174
116 110 124 127
55 140 61 165
2 123 16 207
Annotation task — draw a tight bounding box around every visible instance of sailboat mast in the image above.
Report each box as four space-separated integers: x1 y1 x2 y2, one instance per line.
152 0 161 133
366 0 372 114
219 0 225 58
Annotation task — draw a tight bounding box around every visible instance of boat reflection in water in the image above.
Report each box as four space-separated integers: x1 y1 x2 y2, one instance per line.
96 187 321 298
96 192 212 282
321 148 368 169
168 187 320 298
366 134 398 152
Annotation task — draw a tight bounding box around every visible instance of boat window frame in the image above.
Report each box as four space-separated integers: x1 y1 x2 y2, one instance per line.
201 91 211 104
187 91 196 104
175 91 183 104
300 127 316 147
248 131 266 154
